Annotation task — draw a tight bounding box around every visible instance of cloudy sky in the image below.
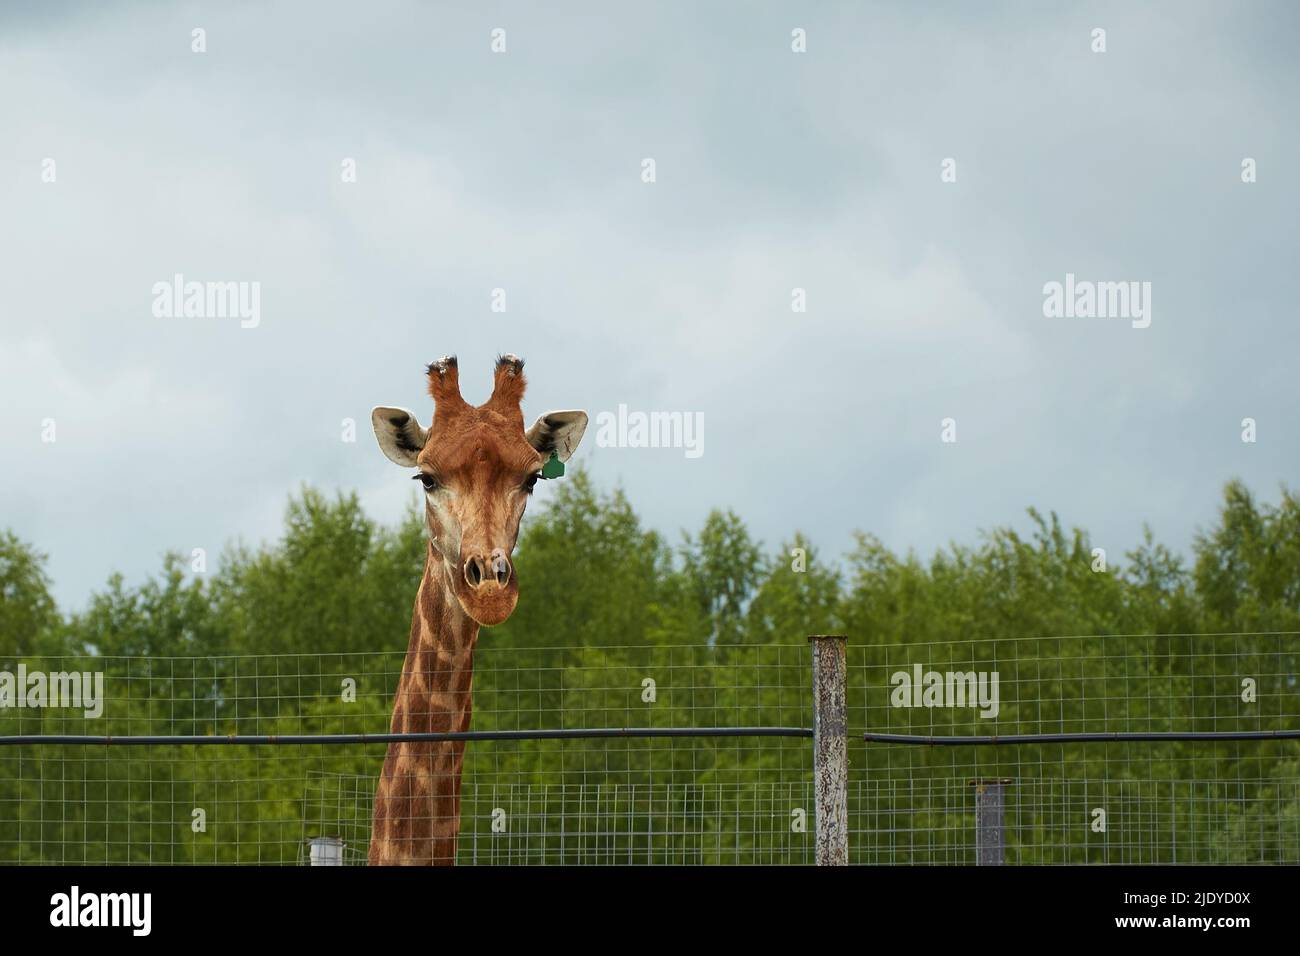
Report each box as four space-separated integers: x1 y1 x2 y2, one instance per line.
2 1 1297 609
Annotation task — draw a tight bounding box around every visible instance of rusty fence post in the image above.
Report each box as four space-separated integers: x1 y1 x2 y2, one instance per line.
809 635 848 865
969 779 1011 866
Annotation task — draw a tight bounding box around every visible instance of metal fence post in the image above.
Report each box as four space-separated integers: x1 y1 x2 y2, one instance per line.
808 634 848 866
970 779 1011 865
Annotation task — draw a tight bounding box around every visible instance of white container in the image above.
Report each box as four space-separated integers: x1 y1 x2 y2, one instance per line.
309 836 346 866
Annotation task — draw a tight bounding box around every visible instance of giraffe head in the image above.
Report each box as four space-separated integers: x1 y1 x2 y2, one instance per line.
371 355 588 627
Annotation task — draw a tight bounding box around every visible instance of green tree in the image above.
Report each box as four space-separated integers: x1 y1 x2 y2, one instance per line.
1194 480 1300 633
0 531 62 658
679 510 763 646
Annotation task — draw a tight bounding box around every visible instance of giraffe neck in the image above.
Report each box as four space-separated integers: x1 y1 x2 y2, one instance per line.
370 542 480 865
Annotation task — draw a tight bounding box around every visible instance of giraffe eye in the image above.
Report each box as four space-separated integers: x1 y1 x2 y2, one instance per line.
413 473 440 492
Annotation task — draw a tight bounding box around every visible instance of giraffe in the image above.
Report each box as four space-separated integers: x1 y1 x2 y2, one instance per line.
366 354 588 865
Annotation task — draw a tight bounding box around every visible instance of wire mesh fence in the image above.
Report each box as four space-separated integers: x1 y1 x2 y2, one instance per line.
0 644 814 864
303 774 816 866
1 633 1297 864
849 774 1300 865
846 631 1300 865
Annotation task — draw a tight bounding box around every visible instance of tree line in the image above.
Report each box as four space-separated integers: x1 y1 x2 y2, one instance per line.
1 474 1297 863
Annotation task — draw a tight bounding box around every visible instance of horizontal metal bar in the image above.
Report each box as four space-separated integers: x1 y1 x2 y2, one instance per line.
0 726 813 746
11 727 1292 747
863 730 1300 745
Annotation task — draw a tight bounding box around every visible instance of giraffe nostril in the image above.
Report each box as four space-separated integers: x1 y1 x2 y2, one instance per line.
464 557 483 588
465 552 510 589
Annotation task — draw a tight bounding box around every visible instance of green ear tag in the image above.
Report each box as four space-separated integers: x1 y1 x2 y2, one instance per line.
540 450 565 479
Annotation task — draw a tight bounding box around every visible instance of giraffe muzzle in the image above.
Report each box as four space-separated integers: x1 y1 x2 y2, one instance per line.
463 548 512 590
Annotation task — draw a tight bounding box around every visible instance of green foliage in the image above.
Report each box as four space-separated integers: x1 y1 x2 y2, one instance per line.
1194 480 1300 633
1 475 1298 863
494 471 678 651
679 510 764 645
0 532 61 658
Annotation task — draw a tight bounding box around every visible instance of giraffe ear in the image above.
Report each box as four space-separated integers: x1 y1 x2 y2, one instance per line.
371 406 428 467
525 410 588 463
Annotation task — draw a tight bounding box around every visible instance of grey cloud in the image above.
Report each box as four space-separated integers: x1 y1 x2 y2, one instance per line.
1 1 1296 607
